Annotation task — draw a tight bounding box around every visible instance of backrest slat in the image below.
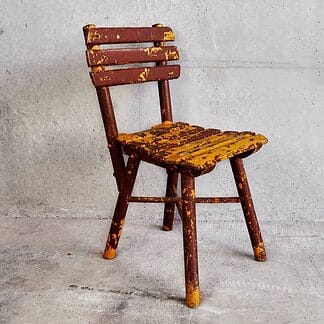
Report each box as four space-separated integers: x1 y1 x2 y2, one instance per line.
84 26 175 45
90 65 180 87
86 46 179 66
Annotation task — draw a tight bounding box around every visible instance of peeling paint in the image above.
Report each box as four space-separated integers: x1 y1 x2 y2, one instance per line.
143 47 162 56
163 31 175 41
253 242 267 262
138 68 150 82
117 122 267 172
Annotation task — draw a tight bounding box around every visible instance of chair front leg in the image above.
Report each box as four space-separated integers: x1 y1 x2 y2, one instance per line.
181 174 200 308
103 155 140 260
163 171 179 231
230 157 267 262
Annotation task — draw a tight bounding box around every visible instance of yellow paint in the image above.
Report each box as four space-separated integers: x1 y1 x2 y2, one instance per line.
254 242 267 262
92 66 104 72
138 68 150 82
117 122 268 171
118 123 195 144
90 46 100 51
101 75 111 81
186 287 200 308
165 49 179 60
162 121 173 126
95 54 108 65
88 30 101 42
163 31 175 41
89 45 105 72
143 47 162 57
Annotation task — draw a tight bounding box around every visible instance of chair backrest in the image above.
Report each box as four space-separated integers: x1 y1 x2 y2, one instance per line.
83 23 180 120
82 23 180 190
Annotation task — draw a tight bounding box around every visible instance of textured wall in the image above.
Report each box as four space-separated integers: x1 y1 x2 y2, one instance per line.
0 1 323 223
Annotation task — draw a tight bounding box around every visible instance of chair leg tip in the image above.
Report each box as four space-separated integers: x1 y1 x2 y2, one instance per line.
186 288 201 308
162 225 172 231
103 247 116 260
255 254 267 262
253 243 267 262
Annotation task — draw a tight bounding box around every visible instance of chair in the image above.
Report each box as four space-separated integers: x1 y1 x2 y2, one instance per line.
82 23 268 308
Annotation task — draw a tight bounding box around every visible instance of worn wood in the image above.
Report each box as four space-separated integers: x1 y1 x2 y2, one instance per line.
86 46 179 66
96 87 125 191
83 23 268 308
84 26 175 45
90 65 180 87
118 121 268 176
230 157 267 262
152 23 176 232
153 23 174 123
128 196 240 203
195 197 240 203
163 171 179 231
129 196 179 203
181 174 200 308
103 155 140 260
156 65 173 122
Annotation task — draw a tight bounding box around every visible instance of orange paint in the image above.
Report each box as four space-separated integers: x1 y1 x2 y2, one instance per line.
117 122 268 172
253 242 267 262
103 247 116 260
186 287 200 308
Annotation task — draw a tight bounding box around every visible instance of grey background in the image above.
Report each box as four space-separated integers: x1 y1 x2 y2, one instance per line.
1 0 323 224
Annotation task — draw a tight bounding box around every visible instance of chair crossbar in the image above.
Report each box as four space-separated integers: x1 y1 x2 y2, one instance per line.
129 196 240 203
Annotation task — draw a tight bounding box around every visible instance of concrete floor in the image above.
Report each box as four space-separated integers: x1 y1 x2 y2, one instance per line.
0 214 323 323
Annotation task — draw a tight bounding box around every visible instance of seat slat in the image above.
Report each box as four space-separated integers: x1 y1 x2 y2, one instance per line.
90 65 180 87
84 26 175 45
86 46 179 66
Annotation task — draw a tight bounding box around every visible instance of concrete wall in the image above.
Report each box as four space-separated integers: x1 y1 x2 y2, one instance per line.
1 1 323 223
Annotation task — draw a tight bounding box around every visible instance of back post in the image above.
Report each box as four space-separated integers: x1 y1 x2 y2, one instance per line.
83 24 126 191
152 23 173 122
152 23 179 231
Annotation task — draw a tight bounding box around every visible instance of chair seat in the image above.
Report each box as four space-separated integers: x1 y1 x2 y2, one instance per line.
117 121 268 175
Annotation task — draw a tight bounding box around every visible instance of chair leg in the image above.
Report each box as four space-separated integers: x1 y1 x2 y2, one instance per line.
181 174 200 308
103 155 140 260
163 171 179 231
230 157 267 262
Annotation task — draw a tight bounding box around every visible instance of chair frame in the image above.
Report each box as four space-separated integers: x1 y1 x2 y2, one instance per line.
83 23 267 308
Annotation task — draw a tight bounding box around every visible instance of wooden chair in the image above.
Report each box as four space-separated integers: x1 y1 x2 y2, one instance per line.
83 23 268 308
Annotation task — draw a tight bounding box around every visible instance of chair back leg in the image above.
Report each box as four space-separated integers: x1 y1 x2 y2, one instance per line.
181 174 200 308
163 171 179 231
230 157 267 261
103 155 140 259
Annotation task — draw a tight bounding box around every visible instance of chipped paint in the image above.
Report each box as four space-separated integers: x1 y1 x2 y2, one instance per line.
253 242 267 262
103 246 116 259
165 49 179 60
92 66 104 72
117 122 268 172
83 24 268 309
163 31 175 41
143 47 162 56
138 68 150 82
88 30 101 42
230 157 267 262
186 286 200 308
